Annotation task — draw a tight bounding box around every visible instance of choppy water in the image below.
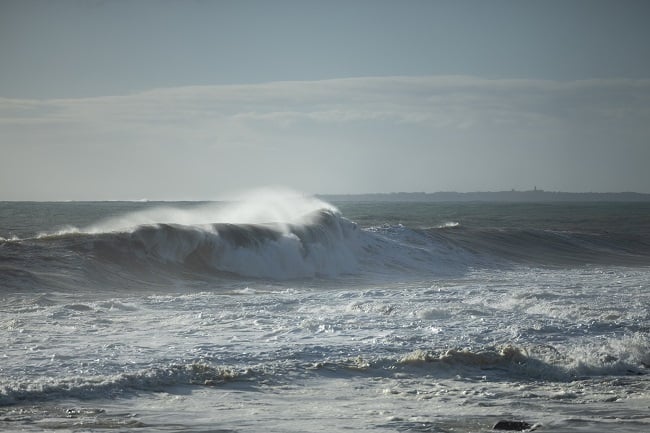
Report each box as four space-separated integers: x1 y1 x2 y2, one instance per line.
1 196 649 432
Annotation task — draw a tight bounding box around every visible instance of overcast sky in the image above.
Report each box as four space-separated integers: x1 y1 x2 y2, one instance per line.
2 0 650 200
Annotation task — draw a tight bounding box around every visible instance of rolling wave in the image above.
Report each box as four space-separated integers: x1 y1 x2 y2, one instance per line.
1 203 649 290
86 208 364 279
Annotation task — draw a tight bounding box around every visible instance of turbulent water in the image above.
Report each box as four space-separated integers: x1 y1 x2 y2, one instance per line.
1 195 649 432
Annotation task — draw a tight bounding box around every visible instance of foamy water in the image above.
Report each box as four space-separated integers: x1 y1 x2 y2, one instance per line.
1 193 649 432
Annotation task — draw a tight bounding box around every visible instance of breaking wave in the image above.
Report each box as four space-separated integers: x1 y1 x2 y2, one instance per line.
83 208 364 279
3 336 647 406
1 192 649 290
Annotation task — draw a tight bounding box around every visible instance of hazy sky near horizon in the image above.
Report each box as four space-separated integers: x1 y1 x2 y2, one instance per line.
2 0 650 200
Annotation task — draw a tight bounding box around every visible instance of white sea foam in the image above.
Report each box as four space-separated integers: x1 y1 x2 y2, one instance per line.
2 264 649 432
438 221 461 228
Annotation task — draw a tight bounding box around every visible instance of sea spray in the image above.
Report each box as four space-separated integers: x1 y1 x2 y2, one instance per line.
81 187 338 234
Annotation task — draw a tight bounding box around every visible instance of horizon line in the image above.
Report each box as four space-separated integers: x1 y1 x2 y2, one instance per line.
2 189 650 203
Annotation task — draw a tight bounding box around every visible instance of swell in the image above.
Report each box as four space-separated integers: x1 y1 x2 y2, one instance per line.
95 209 362 279
0 209 365 290
430 226 650 267
2 209 649 291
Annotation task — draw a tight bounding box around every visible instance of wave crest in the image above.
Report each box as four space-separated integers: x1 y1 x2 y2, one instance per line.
88 208 363 279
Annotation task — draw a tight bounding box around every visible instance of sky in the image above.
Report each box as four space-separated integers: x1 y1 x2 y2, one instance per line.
1 0 650 200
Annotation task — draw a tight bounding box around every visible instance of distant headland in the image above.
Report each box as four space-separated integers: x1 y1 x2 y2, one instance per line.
319 188 650 202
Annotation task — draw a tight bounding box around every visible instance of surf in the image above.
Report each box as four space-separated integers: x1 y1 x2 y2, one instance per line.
11 189 365 282
2 192 649 292
91 207 363 279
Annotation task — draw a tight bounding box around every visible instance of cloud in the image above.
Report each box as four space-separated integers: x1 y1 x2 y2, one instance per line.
3 75 649 130
1 76 650 199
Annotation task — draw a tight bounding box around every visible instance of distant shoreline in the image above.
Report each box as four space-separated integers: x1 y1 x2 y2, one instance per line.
318 190 650 202
3 190 650 203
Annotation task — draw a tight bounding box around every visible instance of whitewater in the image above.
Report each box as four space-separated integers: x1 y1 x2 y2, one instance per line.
1 193 649 432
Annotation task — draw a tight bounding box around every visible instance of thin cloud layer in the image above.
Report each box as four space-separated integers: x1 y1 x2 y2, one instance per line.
4 76 649 127
2 76 649 199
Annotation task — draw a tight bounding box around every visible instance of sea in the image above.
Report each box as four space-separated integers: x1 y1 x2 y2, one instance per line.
1 193 649 432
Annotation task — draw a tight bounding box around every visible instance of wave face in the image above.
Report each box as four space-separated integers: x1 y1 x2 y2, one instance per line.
0 193 364 289
1 197 649 291
87 208 363 279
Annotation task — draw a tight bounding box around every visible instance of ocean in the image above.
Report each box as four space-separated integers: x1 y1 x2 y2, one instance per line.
1 194 649 432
